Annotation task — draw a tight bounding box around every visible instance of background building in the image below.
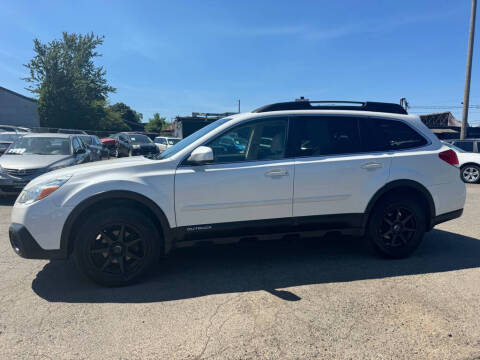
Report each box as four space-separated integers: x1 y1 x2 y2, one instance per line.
173 112 237 138
419 111 480 139
0 86 40 128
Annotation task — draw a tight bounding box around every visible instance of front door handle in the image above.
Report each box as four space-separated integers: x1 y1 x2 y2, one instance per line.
265 168 289 177
361 162 383 170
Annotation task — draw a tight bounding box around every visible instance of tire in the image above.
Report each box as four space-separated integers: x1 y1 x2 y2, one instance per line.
73 207 161 286
366 194 426 259
461 165 480 183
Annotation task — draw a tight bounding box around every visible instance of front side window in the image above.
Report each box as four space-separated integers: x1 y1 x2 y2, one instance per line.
292 116 360 157
207 118 288 163
72 137 82 152
360 118 427 152
453 141 474 152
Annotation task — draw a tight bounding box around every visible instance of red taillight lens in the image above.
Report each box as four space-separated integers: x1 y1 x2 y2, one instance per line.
439 149 459 166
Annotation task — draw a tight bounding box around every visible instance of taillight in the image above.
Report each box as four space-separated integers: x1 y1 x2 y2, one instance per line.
439 149 459 166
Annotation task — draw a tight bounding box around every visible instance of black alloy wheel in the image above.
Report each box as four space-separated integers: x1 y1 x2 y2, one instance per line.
378 206 417 248
367 195 426 259
89 223 147 277
74 208 161 286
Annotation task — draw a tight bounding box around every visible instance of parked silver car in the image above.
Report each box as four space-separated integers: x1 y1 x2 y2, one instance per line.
0 132 24 155
0 133 91 192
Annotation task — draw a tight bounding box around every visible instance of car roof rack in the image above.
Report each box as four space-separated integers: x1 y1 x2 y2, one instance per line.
252 98 408 115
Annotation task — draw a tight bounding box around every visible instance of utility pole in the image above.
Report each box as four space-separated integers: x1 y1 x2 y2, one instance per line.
461 0 477 139
238 99 241 113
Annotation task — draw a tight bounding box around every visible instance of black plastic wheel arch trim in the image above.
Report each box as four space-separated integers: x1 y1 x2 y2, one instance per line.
363 180 436 230
60 190 173 259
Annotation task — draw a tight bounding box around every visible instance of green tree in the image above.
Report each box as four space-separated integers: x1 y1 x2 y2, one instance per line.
24 32 115 129
107 102 143 126
95 101 131 131
145 113 168 133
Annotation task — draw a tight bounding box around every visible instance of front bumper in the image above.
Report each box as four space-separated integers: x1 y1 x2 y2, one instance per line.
0 174 38 192
9 223 66 259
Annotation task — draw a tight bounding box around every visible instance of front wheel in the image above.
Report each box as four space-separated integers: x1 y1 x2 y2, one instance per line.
73 207 161 286
366 195 426 259
461 165 480 183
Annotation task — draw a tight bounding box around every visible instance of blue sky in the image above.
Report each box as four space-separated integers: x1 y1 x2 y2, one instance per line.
1 0 479 123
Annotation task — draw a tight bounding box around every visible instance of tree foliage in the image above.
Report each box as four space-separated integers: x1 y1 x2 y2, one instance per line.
107 102 143 126
24 32 116 130
145 113 168 133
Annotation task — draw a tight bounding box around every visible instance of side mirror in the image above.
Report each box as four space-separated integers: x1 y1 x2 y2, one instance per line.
187 146 214 165
75 148 86 154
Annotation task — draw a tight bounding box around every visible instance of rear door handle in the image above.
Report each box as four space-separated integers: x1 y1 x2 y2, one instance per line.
361 162 383 170
265 168 289 177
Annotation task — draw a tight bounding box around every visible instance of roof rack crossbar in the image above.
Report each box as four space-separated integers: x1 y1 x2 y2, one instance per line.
253 99 408 115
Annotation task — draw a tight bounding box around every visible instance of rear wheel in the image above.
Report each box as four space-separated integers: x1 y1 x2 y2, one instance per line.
73 207 161 286
366 195 426 259
461 165 480 183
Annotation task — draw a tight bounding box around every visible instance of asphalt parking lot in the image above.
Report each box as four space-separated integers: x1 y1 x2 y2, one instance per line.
1 186 480 359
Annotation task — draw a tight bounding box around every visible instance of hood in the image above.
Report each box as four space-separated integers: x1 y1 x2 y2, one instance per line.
0 154 74 170
26 155 171 189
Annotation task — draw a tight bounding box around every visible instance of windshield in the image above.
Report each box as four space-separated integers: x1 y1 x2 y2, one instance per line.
6 137 71 155
444 142 466 153
168 138 180 145
129 134 152 144
0 134 21 142
156 117 232 159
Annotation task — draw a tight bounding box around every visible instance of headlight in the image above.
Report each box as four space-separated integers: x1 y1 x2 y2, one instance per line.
17 175 71 205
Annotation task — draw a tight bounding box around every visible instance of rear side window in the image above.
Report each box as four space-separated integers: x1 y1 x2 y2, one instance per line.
360 118 427 152
453 141 474 152
291 116 360 157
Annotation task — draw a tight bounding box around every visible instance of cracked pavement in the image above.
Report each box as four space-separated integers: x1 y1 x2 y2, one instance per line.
1 186 480 359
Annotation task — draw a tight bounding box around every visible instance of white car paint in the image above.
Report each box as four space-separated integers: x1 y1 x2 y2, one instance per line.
11 109 466 251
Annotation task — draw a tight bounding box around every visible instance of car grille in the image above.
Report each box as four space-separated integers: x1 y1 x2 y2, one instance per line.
5 168 40 177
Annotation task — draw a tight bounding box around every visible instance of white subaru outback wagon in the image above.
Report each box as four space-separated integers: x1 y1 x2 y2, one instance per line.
9 100 466 286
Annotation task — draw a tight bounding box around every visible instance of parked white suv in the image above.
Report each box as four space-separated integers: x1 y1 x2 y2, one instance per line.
9 100 466 286
154 136 181 152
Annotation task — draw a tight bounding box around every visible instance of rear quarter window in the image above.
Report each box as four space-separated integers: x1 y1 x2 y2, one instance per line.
359 118 428 152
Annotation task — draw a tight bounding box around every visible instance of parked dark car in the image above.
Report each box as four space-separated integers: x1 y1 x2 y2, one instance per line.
100 137 118 157
79 135 110 160
58 129 88 135
0 132 24 155
112 132 159 157
445 139 480 153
